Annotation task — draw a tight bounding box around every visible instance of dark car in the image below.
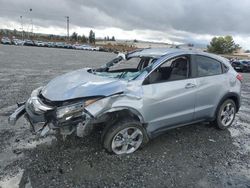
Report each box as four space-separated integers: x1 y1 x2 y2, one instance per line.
23 40 35 46
232 60 250 72
64 43 73 49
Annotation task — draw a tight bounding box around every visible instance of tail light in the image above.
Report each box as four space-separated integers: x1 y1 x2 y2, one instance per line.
236 74 243 82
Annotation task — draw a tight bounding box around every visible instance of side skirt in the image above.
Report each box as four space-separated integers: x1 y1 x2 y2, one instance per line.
148 119 206 139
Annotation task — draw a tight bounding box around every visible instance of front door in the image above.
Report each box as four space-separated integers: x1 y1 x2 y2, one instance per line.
142 55 196 133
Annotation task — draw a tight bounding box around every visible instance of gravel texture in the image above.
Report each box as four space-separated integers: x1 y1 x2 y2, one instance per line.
0 45 249 188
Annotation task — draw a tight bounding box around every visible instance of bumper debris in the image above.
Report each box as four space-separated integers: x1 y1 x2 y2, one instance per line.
8 104 26 125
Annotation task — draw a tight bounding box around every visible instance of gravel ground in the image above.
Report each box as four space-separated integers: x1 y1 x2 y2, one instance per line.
0 45 249 188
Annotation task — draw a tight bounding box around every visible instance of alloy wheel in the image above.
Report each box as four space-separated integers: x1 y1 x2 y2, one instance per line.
220 102 235 127
111 127 143 155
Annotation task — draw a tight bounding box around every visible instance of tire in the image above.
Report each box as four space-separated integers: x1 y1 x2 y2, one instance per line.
102 118 149 155
214 99 236 130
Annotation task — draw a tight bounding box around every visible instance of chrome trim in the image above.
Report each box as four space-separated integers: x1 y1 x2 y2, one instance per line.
28 97 54 114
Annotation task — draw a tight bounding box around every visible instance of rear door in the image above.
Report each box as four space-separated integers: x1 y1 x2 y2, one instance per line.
193 55 228 120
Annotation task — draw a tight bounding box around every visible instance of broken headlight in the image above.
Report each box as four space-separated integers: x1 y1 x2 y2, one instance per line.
56 98 100 119
56 102 84 119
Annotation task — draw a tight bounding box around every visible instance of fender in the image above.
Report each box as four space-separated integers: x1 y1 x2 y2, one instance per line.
85 94 145 124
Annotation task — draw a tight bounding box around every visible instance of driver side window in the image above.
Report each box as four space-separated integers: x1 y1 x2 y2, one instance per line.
144 56 190 85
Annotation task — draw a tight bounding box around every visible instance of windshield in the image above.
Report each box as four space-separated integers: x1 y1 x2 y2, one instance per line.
91 55 156 80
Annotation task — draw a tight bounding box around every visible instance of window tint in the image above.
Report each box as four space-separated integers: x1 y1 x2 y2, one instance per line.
144 56 189 84
196 56 222 77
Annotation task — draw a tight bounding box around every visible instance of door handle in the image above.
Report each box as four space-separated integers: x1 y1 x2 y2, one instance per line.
185 83 196 89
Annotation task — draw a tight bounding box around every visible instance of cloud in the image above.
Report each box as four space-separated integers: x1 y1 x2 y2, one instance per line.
0 0 249 48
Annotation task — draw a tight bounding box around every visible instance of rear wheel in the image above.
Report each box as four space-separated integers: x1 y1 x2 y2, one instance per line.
102 118 148 155
215 99 236 130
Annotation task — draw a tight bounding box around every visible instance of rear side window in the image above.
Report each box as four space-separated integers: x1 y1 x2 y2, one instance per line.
196 55 222 77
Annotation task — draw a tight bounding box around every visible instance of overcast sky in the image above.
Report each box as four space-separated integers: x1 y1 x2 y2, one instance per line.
1 0 250 48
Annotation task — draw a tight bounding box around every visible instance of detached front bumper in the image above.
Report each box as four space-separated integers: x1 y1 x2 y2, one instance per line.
8 99 94 137
8 101 47 133
8 103 26 125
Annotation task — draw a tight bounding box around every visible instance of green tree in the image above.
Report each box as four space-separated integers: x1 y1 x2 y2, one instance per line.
207 36 240 54
81 34 87 43
71 32 78 41
13 29 17 36
111 36 115 41
89 30 95 44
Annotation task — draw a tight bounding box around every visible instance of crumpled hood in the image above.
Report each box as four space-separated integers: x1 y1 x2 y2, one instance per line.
41 68 126 101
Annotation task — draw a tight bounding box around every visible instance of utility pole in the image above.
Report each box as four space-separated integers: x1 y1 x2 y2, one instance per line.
20 16 24 40
29 8 33 38
66 16 69 42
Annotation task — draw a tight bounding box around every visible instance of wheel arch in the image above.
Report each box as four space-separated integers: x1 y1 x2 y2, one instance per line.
214 92 241 118
98 107 146 125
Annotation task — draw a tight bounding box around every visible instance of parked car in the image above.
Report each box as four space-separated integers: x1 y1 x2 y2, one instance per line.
9 48 242 155
55 42 66 48
231 60 250 72
33 40 39 46
90 46 100 51
75 44 92 50
23 40 35 46
72 44 80 49
37 41 46 47
12 39 24 46
1 37 11 44
47 42 55 48
64 43 73 49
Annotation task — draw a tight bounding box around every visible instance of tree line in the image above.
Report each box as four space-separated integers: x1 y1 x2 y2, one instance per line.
0 29 116 44
70 31 116 44
71 30 96 43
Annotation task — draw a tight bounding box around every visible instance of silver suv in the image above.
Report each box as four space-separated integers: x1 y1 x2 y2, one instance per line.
9 48 242 155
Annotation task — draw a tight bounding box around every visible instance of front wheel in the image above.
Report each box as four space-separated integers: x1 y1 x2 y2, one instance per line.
102 118 148 155
215 99 236 130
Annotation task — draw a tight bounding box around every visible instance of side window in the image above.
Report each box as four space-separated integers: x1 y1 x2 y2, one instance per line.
144 56 190 84
196 56 222 77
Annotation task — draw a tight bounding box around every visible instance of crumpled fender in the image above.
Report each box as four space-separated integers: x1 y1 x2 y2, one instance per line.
85 93 145 123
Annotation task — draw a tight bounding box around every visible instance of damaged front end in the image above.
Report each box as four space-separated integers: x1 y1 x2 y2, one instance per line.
8 87 99 138
8 53 146 140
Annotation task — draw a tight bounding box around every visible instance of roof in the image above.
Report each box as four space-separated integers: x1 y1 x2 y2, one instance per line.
127 47 229 64
127 48 192 58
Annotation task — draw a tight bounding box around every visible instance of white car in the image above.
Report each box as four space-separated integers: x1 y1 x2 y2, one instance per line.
1 37 11 45
12 39 24 46
37 41 46 47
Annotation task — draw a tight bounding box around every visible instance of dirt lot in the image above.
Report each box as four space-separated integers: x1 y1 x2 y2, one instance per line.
0 45 249 188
